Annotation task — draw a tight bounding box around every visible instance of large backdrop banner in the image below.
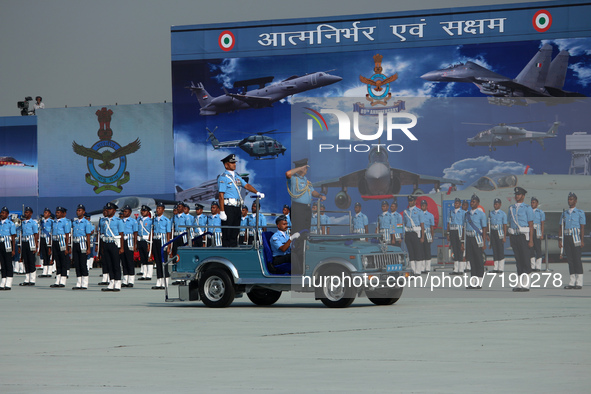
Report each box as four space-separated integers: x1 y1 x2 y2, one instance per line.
172 0 591 229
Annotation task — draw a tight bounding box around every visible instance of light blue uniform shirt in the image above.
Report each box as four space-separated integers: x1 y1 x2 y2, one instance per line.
121 217 138 235
137 217 152 238
100 217 122 237
247 212 267 228
289 174 314 205
508 203 534 230
464 209 487 234
218 170 248 200
403 206 424 230
489 210 507 227
560 208 586 230
195 214 207 236
72 218 93 238
532 208 546 225
448 208 466 228
390 211 404 237
207 214 221 234
271 230 290 256
21 219 39 237
152 215 172 235
0 219 17 236
52 218 72 236
41 218 54 238
352 212 368 232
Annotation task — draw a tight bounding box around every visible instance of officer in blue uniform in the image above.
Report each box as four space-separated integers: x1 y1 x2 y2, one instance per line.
508 187 534 292
99 202 125 292
530 197 546 272
239 206 249 245
403 196 424 276
152 202 171 289
18 207 39 286
171 202 190 256
248 200 267 244
207 201 222 247
282 205 291 236
420 200 435 274
286 158 326 234
137 205 152 280
50 207 71 288
352 202 369 235
0 207 17 290
71 204 93 290
218 154 261 247
193 204 207 247
559 192 586 289
447 198 466 275
270 215 298 274
390 201 403 247
464 195 488 288
377 200 392 241
120 205 138 288
38 208 54 278
182 203 196 247
488 198 507 273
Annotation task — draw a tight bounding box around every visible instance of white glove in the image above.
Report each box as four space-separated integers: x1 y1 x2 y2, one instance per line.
290 232 300 241
256 192 265 199
219 211 227 221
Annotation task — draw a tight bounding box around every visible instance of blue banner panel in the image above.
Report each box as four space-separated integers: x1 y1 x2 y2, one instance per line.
0 116 38 197
37 103 174 198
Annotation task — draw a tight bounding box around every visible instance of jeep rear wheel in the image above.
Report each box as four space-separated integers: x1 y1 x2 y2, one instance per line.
247 288 282 306
199 269 235 308
319 268 355 308
368 287 403 305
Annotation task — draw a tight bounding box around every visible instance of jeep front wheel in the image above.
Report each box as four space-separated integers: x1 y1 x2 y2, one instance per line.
247 288 282 306
319 268 355 308
368 287 403 305
199 269 235 308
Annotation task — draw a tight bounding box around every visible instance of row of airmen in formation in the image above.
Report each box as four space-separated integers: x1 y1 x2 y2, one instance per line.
0 200 289 291
350 188 586 291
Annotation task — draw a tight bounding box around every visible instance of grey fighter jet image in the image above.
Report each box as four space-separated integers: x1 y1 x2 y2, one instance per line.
187 71 342 115
466 121 559 151
421 44 585 99
0 156 34 167
313 145 463 209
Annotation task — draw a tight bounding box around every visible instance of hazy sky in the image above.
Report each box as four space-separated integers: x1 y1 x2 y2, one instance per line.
0 0 549 117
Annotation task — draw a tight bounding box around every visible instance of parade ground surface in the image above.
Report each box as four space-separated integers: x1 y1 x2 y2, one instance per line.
1 262 589 393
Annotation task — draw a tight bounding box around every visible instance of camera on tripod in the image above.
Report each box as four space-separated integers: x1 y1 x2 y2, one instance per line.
17 96 34 116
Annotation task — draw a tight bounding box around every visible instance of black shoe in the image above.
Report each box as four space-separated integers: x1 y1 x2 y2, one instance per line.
28 283 35 286
171 281 182 285
97 282 109 286
144 278 152 281
50 284 61 288
58 284 65 288
421 271 428 274
127 283 133 288
574 285 582 289
564 285 575 289
4 287 11 290
466 286 474 289
19 282 30 286
72 286 82 290
112 288 121 292
137 277 146 281
101 288 113 292
121 283 129 288
521 288 530 292
137 272 144 276
532 268 541 272
0 287 5 291
512 287 522 292
81 287 87 290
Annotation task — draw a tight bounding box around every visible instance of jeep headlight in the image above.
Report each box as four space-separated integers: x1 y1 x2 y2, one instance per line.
362 256 369 268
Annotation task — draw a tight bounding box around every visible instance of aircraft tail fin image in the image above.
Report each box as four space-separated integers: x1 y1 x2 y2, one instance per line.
186 82 213 108
176 185 183 192
547 121 560 135
514 44 552 92
545 50 569 89
206 128 220 149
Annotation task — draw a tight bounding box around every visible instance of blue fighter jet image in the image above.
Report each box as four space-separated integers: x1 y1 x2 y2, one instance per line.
187 71 342 115
421 44 585 99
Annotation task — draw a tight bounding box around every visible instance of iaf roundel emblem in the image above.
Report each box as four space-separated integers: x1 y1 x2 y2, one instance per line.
533 10 552 32
219 31 235 51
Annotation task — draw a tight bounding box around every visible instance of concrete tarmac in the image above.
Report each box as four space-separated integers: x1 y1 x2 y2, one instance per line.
0 262 589 393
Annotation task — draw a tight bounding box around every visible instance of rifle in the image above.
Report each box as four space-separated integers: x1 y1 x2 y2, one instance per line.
96 218 102 258
147 219 153 260
559 209 565 259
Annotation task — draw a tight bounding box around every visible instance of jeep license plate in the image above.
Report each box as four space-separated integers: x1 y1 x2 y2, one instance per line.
386 264 403 272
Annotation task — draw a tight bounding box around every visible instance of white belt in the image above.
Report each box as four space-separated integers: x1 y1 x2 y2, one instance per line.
224 198 241 207
102 236 116 243
73 236 85 243
173 231 184 236
491 224 501 229
449 224 461 230
137 235 150 241
564 229 578 236
153 233 166 240
405 226 421 232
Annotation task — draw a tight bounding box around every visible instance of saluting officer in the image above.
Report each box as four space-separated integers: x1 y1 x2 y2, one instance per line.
286 158 326 234
530 197 545 272
218 154 262 247
50 207 71 288
0 207 17 290
194 204 207 247
38 208 54 278
151 202 171 290
420 200 435 274
508 187 534 292
352 202 369 235
448 198 466 275
488 198 507 273
559 192 586 289
207 201 222 247
403 196 425 276
137 205 152 281
71 205 93 290
390 201 403 247
18 207 39 286
464 195 488 288
120 205 138 288
99 202 125 292
377 201 392 241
